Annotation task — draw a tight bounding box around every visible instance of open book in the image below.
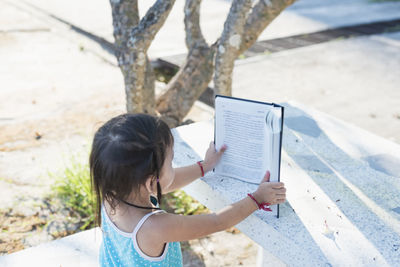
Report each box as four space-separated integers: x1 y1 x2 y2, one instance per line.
214 95 284 217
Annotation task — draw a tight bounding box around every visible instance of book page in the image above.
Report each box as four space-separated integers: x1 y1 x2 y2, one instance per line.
215 96 282 184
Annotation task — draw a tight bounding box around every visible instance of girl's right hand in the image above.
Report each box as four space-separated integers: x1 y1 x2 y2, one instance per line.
252 171 286 205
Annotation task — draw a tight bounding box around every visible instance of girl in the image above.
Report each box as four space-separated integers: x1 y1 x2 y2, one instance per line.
90 113 286 267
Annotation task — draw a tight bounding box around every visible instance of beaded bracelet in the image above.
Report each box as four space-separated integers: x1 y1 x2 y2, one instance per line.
247 193 272 212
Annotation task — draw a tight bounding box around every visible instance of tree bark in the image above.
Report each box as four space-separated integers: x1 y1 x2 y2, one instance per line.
110 0 175 114
110 0 139 49
109 0 295 127
213 0 296 97
156 0 215 127
156 44 215 127
239 0 296 54
213 0 252 97
184 0 207 49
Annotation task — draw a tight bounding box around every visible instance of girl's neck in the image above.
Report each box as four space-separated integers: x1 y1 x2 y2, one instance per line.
120 198 160 210
122 189 158 210
104 199 148 233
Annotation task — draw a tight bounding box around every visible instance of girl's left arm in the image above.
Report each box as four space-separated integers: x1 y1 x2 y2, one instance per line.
164 142 227 193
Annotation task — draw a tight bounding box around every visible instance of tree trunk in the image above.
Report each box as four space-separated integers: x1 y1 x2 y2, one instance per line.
213 0 296 97
239 0 297 54
213 0 252 97
156 44 215 127
155 0 214 127
110 0 296 127
110 0 175 114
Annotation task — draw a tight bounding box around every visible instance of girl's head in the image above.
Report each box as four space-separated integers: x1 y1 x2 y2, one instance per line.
89 113 174 225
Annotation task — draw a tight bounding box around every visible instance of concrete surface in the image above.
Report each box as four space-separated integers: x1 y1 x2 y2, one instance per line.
173 102 400 266
231 31 400 144
0 228 102 267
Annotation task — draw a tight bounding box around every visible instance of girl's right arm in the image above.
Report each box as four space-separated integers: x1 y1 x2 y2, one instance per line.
145 171 286 243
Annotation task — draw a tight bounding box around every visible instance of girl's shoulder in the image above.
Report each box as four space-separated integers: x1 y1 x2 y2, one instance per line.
137 210 201 244
102 203 152 234
134 210 173 257
136 210 170 232
139 210 222 244
136 210 175 240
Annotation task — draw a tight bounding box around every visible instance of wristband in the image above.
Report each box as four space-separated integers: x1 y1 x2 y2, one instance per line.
197 161 204 177
247 193 272 212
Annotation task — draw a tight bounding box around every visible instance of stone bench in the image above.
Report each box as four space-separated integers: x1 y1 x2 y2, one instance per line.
1 102 399 266
172 101 400 266
0 228 102 266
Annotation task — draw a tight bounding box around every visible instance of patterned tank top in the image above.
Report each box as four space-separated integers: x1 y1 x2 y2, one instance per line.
100 206 183 267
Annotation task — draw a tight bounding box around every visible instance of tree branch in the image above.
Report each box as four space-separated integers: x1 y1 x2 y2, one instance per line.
109 0 139 52
239 0 297 54
110 0 175 114
184 0 207 50
213 0 252 96
154 0 212 126
156 44 216 127
128 0 175 51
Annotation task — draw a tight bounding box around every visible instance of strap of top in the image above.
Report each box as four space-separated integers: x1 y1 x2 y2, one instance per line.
132 210 165 237
131 209 169 261
101 204 165 238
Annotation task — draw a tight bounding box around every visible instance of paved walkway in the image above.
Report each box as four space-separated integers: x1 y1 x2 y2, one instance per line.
232 31 400 144
6 0 400 58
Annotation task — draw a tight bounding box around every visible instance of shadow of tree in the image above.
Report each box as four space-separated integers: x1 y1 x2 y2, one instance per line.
282 103 400 265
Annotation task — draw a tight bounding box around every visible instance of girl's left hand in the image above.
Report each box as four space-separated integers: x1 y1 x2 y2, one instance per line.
203 142 227 173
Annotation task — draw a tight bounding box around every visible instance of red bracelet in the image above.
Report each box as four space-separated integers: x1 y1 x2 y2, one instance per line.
247 193 272 212
197 161 204 177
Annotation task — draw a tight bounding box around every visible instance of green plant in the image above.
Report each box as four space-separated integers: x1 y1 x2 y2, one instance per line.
49 153 94 230
384 25 400 33
49 150 208 232
162 190 208 215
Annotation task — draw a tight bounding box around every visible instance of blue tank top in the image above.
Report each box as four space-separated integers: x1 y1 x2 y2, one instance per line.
100 206 183 267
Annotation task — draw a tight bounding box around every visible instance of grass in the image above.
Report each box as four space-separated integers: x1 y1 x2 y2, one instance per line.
162 190 208 216
49 152 95 231
384 25 400 33
49 150 208 232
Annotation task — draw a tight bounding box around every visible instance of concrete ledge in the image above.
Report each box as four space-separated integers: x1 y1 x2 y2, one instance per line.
0 228 102 267
172 102 400 266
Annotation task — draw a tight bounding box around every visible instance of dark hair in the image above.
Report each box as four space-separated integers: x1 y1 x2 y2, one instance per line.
89 113 173 226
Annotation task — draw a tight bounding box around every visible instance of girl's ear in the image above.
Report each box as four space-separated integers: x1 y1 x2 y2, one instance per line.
145 176 154 194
